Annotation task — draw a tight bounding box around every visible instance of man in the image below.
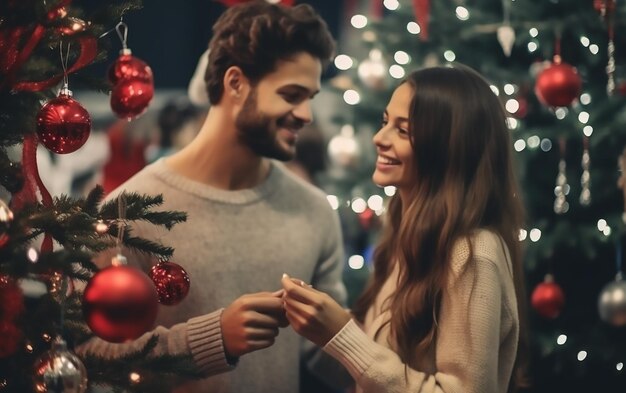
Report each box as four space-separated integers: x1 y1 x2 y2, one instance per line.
79 2 348 392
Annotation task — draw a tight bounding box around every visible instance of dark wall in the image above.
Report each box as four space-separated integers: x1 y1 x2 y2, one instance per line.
114 0 343 88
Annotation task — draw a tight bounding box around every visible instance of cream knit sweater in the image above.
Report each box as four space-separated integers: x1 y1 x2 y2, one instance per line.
324 230 519 393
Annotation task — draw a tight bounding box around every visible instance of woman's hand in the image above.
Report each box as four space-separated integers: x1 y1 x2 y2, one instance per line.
281 274 352 347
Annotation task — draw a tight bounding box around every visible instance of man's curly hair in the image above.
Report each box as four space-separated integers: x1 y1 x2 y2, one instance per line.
204 1 335 105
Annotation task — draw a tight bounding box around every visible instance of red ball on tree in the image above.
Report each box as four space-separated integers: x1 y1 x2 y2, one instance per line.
149 261 190 306
110 78 154 120
36 89 91 154
534 61 582 107
82 264 158 343
531 274 565 319
108 50 154 85
594 0 615 14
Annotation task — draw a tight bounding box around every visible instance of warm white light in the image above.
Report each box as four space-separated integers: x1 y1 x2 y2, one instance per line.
326 195 339 210
455 6 470 20
348 255 365 270
351 14 368 29
334 54 354 70
518 229 527 241
527 42 538 52
351 198 367 213
443 50 456 62
503 84 515 95
557 334 567 345
583 126 593 137
389 65 405 79
590 44 599 55
580 36 590 47
529 28 539 37
555 108 568 120
577 351 588 361
384 186 396 196
407 22 421 34
490 85 500 95
529 228 541 242
580 93 591 105
540 138 552 152
514 139 526 152
394 50 410 65
578 111 590 124
527 136 540 149
597 219 607 231
383 0 400 10
604 227 612 236
129 372 142 383
367 195 384 211
617 362 624 371
507 117 518 130
27 247 39 263
505 99 520 114
343 90 361 105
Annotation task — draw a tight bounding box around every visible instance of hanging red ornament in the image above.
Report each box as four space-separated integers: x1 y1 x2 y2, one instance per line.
534 60 582 107
82 259 158 343
593 0 616 15
107 50 154 86
110 78 154 120
36 87 91 154
531 274 565 319
149 261 191 305
358 208 376 231
0 321 22 358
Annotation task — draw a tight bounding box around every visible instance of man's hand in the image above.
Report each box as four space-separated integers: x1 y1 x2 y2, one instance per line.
281 274 351 347
221 290 288 358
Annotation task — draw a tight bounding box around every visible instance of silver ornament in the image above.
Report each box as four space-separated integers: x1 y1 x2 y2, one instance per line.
33 337 88 393
598 273 626 327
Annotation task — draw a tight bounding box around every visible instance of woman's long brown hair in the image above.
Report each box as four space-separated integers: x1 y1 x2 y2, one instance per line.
352 64 529 391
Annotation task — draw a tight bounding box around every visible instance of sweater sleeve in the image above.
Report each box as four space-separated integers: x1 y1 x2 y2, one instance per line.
323 257 504 393
76 308 235 377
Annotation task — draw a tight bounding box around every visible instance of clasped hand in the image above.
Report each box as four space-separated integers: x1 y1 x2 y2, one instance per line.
280 273 352 347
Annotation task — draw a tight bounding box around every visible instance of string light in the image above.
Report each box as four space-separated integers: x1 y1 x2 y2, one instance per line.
555 108 568 120
514 139 526 152
351 15 368 29
527 136 541 149
529 28 539 37
490 85 500 95
557 334 567 345
583 126 593 137
527 42 538 52
577 351 588 361
580 93 591 105
343 90 360 105
394 51 410 65
384 186 396 196
351 198 367 214
406 22 421 35
503 84 515 95
529 228 542 242
383 0 400 10
455 6 470 21
578 111 589 124
389 64 405 79
580 36 590 47
518 229 528 241
589 44 599 55
348 255 365 270
326 195 339 210
334 55 354 70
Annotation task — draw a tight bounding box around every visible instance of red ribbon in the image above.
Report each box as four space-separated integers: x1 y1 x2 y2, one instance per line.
413 0 430 41
13 35 98 92
11 134 53 252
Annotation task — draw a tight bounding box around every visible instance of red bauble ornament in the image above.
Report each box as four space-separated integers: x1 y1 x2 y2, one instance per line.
531 275 565 319
110 78 154 120
0 321 22 358
618 82 626 97
149 261 191 305
82 265 158 343
594 0 616 14
534 61 582 107
36 89 91 154
108 50 154 85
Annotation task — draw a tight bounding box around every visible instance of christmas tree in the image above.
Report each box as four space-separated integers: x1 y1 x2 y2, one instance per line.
0 1 202 392
322 0 626 391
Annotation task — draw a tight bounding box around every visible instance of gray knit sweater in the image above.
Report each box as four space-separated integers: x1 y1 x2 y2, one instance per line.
78 158 348 393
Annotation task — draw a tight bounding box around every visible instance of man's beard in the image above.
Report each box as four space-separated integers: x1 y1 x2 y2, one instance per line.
235 90 303 161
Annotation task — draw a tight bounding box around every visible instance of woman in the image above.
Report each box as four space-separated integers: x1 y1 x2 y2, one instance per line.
282 64 528 393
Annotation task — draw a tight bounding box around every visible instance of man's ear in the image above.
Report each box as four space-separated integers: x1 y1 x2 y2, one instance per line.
223 66 249 100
